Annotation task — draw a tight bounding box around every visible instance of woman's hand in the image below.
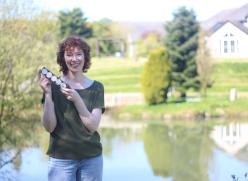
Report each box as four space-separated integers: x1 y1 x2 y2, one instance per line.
61 88 80 102
39 74 52 94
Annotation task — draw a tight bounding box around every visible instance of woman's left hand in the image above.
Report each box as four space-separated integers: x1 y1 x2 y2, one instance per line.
61 88 80 102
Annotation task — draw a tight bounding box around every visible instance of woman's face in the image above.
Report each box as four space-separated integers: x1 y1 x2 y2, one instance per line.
64 47 85 74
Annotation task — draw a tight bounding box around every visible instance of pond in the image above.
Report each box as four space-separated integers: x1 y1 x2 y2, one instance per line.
0 119 248 181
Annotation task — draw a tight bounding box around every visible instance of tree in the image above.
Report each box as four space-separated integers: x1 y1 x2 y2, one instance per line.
141 47 170 105
0 0 59 176
136 32 163 58
58 8 92 39
90 19 127 57
165 7 200 98
196 30 213 97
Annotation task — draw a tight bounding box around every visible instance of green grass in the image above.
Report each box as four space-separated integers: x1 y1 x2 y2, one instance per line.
88 57 144 93
88 57 248 95
110 96 248 120
209 62 248 93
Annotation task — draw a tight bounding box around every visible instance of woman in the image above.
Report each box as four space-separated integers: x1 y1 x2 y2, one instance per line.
39 36 105 181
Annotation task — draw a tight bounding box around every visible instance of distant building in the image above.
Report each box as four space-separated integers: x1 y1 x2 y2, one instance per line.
119 21 165 58
202 3 248 58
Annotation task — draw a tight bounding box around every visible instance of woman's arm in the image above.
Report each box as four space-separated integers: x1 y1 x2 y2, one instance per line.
62 88 102 133
39 75 57 133
42 93 57 132
74 98 102 133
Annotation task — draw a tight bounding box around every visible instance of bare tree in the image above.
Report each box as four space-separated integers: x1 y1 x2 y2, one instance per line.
196 30 214 97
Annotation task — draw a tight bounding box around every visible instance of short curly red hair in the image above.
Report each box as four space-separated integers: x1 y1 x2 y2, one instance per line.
57 36 91 75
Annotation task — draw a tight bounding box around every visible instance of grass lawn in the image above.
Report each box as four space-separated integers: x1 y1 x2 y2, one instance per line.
89 57 248 94
111 96 248 120
209 61 248 93
88 57 144 93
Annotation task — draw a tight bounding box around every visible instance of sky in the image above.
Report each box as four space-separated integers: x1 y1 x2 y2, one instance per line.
38 0 248 22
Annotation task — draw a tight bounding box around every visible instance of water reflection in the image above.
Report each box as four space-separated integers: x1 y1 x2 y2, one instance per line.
100 125 166 181
143 124 171 177
143 123 212 181
0 115 40 180
100 120 248 181
1 120 248 181
209 122 248 181
210 122 248 155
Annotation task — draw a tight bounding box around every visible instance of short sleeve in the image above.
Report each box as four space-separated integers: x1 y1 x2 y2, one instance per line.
93 82 105 113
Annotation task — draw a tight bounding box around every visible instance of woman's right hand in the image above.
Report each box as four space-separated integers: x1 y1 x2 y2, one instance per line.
39 74 52 94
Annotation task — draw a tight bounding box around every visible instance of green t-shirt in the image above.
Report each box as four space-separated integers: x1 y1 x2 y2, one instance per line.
46 80 104 160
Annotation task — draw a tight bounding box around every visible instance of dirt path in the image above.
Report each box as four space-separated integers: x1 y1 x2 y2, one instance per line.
104 91 248 107
105 93 144 107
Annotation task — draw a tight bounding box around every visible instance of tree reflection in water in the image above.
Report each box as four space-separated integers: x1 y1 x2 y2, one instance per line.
143 122 213 181
0 114 41 180
99 126 143 157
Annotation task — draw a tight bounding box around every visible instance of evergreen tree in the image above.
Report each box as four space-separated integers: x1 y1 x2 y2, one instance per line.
165 7 200 98
58 8 92 38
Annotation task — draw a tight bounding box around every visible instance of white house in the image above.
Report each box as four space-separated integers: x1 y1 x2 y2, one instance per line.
202 3 248 58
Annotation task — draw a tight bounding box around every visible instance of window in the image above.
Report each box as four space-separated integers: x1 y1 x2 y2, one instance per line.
233 124 237 136
236 40 239 52
226 126 230 136
224 41 228 53
222 33 238 54
231 40 235 53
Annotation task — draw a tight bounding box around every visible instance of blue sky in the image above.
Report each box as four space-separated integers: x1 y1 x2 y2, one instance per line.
38 0 248 22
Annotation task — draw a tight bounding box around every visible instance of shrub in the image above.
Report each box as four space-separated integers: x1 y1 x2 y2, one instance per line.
141 47 170 105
